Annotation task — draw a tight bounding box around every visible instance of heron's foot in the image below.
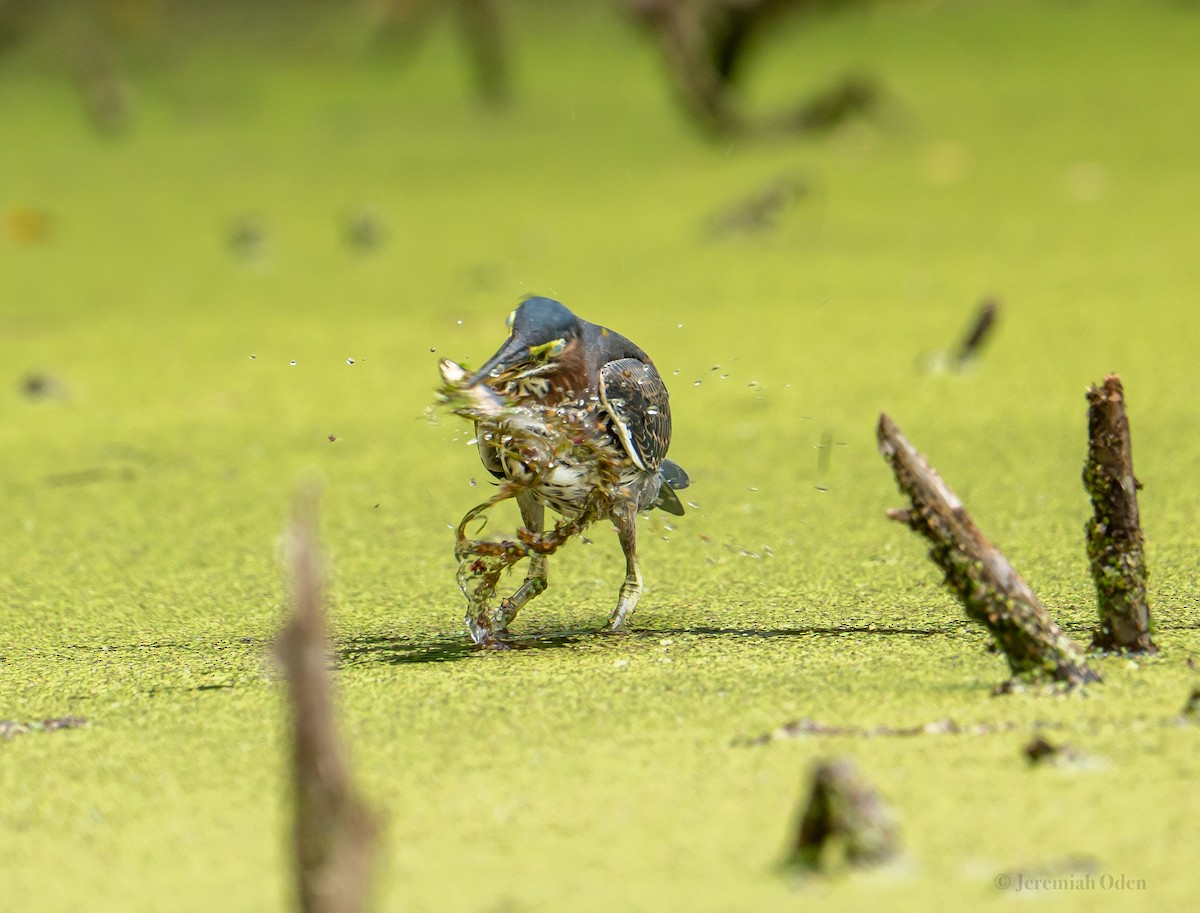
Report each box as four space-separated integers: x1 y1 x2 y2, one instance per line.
491 575 547 631
466 612 512 650
607 582 642 632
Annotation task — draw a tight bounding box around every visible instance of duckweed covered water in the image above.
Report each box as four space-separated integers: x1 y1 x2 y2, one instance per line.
2 2 1199 911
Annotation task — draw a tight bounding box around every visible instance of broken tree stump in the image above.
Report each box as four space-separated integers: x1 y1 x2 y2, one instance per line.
877 414 1098 687
784 758 899 872
1084 375 1156 654
276 489 377 913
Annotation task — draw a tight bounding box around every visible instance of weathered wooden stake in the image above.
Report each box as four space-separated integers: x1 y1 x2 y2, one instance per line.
784 758 899 872
878 414 1098 687
277 489 377 913
1084 375 1156 654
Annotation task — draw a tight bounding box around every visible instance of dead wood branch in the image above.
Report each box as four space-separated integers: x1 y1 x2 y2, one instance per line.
625 1 882 137
277 488 377 913
877 414 1098 687
1084 375 1155 653
954 297 1000 366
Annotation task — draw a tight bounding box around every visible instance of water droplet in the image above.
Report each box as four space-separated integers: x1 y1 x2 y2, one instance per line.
720 373 729 380
457 319 464 326
673 369 680 375
815 485 829 492
693 380 701 386
429 346 436 353
346 357 355 365
290 360 297 366
687 501 699 509
249 354 257 360
469 478 477 487
747 486 759 492
677 323 684 329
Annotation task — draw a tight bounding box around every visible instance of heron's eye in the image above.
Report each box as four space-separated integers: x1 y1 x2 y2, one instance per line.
529 338 565 360
505 310 516 333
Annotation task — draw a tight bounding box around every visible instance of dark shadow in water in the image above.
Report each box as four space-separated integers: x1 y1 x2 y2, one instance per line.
637 624 975 639
337 630 585 666
336 621 979 666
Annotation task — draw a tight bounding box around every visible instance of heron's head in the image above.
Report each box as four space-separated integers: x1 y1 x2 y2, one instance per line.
468 297 584 386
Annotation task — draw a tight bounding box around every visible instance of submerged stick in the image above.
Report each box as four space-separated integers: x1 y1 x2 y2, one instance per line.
1084 375 1155 654
953 296 1000 366
276 489 376 913
784 758 899 872
878 414 1097 687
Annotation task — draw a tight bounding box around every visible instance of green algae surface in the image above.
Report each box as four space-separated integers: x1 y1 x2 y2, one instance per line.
3 2 1200 911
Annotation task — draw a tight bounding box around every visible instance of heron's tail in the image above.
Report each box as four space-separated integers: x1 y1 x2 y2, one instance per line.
652 459 690 516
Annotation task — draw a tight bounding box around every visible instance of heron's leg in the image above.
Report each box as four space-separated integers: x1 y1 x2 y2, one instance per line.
492 491 549 631
608 503 643 631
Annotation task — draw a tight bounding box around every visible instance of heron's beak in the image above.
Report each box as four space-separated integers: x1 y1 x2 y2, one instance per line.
467 335 529 387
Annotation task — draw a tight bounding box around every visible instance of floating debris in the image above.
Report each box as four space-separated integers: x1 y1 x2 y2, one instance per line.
737 716 1059 747
344 207 386 253
1 716 87 740
20 372 68 400
953 297 1000 366
4 205 53 244
783 758 899 873
74 38 132 136
1023 735 1080 766
706 174 807 238
816 428 834 474
229 215 266 261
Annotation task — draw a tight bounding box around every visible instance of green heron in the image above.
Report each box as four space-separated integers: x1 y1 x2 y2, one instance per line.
465 296 689 635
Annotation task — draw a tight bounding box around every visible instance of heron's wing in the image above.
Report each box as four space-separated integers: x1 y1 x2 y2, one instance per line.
598 358 672 472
